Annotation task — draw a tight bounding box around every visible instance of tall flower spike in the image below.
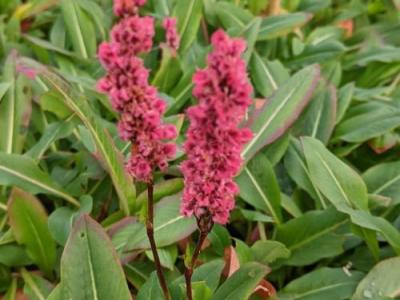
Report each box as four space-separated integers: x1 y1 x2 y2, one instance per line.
181 30 253 224
162 17 180 53
98 0 177 182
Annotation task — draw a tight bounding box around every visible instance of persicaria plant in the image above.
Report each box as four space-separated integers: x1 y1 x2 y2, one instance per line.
3 0 399 299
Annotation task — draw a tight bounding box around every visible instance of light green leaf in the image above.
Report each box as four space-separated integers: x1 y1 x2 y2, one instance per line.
0 153 79 206
363 161 400 205
280 268 364 300
250 52 289 98
301 136 368 210
8 189 56 276
112 194 196 252
211 262 270 300
60 0 96 58
353 257 400 300
251 240 291 264
275 208 347 266
258 13 313 40
173 0 203 54
0 53 32 154
236 152 282 224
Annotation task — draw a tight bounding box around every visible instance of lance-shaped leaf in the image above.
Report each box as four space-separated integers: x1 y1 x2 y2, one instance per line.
362 161 400 205
215 2 253 30
293 80 337 144
258 13 313 41
301 137 400 254
334 101 400 143
18 58 135 215
59 215 132 300
60 0 96 58
275 208 347 266
8 189 56 276
279 268 364 300
211 262 270 300
250 52 289 98
0 53 32 154
236 152 283 224
242 64 320 161
0 153 79 206
112 194 196 253
353 257 400 300
173 0 203 54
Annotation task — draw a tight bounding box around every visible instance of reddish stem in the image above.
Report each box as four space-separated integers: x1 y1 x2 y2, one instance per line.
146 182 171 300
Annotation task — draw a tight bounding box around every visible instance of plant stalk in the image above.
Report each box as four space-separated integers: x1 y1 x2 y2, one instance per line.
185 214 214 300
146 181 171 300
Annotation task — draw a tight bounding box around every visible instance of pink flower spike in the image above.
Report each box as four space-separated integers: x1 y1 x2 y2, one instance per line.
97 0 176 183
180 30 253 225
162 17 180 53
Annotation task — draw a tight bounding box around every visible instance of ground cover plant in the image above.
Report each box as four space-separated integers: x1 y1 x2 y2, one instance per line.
0 0 400 299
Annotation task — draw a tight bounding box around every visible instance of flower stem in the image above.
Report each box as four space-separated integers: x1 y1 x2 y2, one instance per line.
146 181 171 300
185 214 214 300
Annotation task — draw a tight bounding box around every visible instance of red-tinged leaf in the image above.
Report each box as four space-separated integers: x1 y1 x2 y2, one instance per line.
242 64 320 161
223 246 240 277
253 279 277 299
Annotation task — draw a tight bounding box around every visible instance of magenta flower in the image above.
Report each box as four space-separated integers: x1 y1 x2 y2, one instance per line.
180 30 253 224
98 0 177 182
162 17 180 53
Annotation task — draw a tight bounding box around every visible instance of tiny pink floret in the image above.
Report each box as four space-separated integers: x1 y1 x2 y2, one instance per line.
181 30 253 224
98 0 177 182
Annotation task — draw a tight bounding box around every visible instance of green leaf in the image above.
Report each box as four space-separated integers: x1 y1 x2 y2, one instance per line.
136 272 164 300
136 178 184 207
284 138 326 208
21 269 53 300
275 208 347 266
152 48 182 93
236 152 283 224
60 214 132 300
242 64 320 161
301 137 368 210
8 189 56 276
215 2 253 30
258 13 313 41
19 58 135 215
287 41 346 68
170 259 225 299
363 161 400 205
112 194 196 252
0 153 79 206
238 17 261 63
293 81 337 144
336 82 355 123
301 137 400 254
251 240 291 264
25 119 76 160
60 0 96 58
173 0 203 54
353 257 400 300
279 268 364 300
211 262 270 300
334 102 400 143
250 52 289 98
0 53 32 154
